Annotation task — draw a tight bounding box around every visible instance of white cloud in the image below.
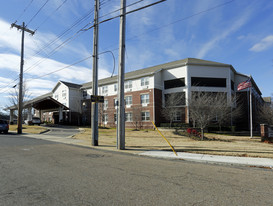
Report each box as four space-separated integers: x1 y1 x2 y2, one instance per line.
197 6 252 59
249 35 273 52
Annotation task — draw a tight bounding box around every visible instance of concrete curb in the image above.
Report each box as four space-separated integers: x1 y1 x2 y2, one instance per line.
139 151 273 168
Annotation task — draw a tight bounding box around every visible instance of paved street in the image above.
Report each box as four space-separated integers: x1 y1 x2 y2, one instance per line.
1 134 273 206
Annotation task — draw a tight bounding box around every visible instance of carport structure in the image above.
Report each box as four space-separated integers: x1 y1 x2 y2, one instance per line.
6 92 69 124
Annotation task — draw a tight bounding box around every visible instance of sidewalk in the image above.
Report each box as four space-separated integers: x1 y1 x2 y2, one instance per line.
22 133 273 169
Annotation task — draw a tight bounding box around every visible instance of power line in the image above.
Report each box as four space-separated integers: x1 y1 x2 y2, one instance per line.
126 0 235 41
100 0 235 52
29 9 94 59
24 24 88 74
35 0 68 31
84 0 166 31
0 10 94 92
99 0 144 21
25 55 92 82
27 0 50 26
15 0 34 22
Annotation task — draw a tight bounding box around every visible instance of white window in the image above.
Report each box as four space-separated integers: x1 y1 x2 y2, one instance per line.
104 100 108 109
114 99 118 107
141 77 149 86
62 90 66 98
102 86 108 94
125 113 132 122
125 96 132 106
54 94 59 100
173 111 181 121
114 84 118 92
141 112 150 121
125 80 132 89
103 114 108 122
141 94 149 104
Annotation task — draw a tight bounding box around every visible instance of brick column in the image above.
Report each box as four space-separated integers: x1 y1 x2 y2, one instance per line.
260 124 268 142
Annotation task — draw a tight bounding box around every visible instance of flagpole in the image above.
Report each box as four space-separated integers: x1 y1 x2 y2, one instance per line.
250 83 253 138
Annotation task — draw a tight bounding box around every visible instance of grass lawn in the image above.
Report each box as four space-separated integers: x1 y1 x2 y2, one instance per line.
9 124 49 134
74 127 273 158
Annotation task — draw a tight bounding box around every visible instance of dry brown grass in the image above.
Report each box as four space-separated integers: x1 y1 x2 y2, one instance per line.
74 127 273 158
9 124 48 134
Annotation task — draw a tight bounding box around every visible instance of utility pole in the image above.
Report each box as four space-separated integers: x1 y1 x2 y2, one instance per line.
11 22 35 134
117 0 126 150
91 0 99 146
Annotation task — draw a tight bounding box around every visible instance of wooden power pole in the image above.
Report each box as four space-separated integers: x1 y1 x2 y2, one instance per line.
117 0 126 150
11 22 35 134
91 0 99 146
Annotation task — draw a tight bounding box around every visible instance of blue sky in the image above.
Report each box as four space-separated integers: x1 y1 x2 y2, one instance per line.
0 0 273 113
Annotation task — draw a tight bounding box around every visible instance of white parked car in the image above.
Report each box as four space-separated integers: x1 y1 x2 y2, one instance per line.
25 117 41 126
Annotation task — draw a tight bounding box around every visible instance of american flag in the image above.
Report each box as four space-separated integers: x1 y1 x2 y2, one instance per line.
237 78 252 91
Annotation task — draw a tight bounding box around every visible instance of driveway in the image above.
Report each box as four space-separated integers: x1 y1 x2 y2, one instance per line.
42 126 80 138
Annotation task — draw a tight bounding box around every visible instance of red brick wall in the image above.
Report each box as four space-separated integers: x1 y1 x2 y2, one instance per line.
98 89 158 129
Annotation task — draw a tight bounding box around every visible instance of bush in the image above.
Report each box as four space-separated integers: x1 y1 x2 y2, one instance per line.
186 127 202 139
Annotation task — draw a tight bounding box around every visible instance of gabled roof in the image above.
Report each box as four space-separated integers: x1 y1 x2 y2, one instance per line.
81 58 233 89
5 92 69 111
52 80 82 93
5 92 53 110
60 81 82 89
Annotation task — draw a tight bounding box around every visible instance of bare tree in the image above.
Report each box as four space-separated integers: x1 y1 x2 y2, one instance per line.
98 102 107 127
258 104 273 125
214 93 242 131
189 91 243 139
132 105 142 130
162 92 185 127
188 92 216 140
9 83 31 120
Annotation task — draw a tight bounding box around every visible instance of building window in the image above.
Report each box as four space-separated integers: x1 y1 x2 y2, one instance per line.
54 94 59 100
125 96 132 106
191 77 226 87
62 90 66 98
83 91 87 98
141 111 150 121
114 99 118 107
125 113 132 122
141 94 149 104
141 77 149 86
173 111 181 121
114 114 117 122
103 114 108 122
125 80 132 89
102 86 108 94
164 78 185 89
114 84 118 92
164 92 186 106
104 100 108 109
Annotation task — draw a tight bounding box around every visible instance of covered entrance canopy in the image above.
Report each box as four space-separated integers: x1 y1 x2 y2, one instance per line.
5 92 69 123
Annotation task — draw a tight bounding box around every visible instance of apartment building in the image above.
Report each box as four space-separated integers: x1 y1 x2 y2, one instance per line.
80 58 264 129
7 58 265 130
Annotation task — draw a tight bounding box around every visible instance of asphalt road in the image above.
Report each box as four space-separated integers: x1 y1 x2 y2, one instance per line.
0 133 273 206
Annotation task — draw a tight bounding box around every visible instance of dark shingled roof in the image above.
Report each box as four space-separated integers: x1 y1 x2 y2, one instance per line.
81 58 233 89
60 81 82 89
5 92 53 110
